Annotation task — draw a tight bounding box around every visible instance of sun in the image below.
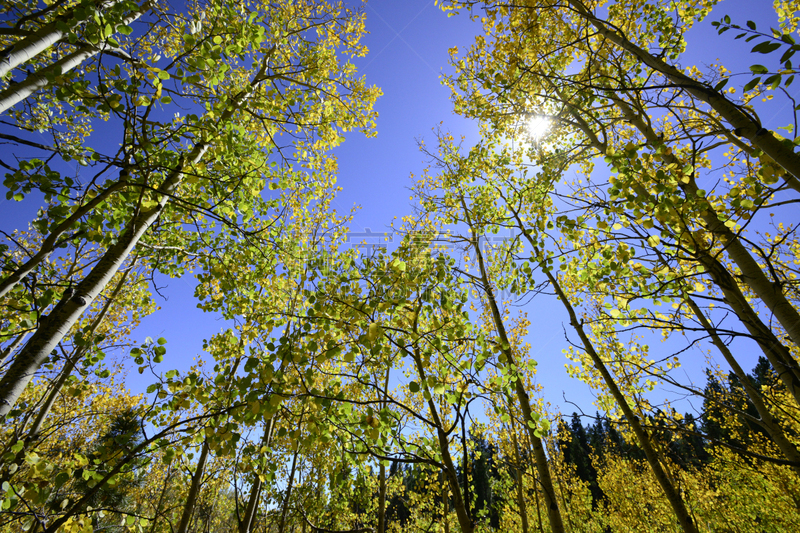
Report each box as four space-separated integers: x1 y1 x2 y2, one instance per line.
527 115 551 141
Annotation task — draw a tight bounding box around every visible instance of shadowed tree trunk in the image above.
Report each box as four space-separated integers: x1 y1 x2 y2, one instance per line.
176 440 210 533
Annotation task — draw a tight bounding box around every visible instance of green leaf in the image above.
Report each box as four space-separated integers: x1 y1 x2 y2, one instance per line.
752 41 782 54
409 381 420 393
54 472 70 488
118 24 133 35
744 77 761 91
750 64 769 74
765 74 782 89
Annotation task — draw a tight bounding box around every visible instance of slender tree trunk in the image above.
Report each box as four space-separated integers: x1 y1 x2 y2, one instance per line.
1 45 97 113
0 263 132 489
442 469 450 533
534 492 544 532
497 192 699 531
176 440 210 533
0 332 28 368
278 438 301 533
0 141 205 417
460 412 471 524
686 296 800 474
465 214 566 533
530 463 544 533
0 69 267 416
377 463 387 533
557 89 800 405
406 344 473 533
543 268 701 533
565 0 800 193
0 175 128 298
432 417 473 533
0 7 147 114
30 263 134 440
609 95 800 352
377 365 391 533
0 0 122 78
239 417 276 533
508 421 530 533
697 248 800 406
148 464 175 533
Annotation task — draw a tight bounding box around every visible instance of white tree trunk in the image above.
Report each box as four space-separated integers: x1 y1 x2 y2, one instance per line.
0 8 145 114
0 0 123 78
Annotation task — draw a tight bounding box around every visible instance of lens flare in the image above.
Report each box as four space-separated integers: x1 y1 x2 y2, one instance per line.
527 115 551 141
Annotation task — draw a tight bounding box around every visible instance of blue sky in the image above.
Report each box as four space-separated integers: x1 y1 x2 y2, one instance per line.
323 0 800 418
2 0 795 419
111 0 485 398
335 0 481 229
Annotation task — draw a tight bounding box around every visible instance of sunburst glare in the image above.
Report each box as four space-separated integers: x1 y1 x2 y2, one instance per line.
527 115 551 141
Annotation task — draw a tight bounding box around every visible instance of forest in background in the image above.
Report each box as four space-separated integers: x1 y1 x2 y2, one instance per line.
2 0 800 532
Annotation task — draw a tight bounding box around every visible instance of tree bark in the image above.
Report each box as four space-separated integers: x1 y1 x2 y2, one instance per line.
508 420 530 533
0 6 146 114
552 90 800 407
147 463 174 533
0 176 128 299
565 0 800 194
2 45 98 114
406 344 473 533
441 469 450 533
377 463 387 533
0 332 28 368
239 417 276 533
0 139 207 417
609 95 800 351
0 0 122 78
0 68 266 416
278 436 301 533
544 268 701 533
694 251 800 406
465 209 566 533
494 184 700 531
176 440 210 533
531 468 544 533
31 263 133 439
686 296 800 475
376 366 391 533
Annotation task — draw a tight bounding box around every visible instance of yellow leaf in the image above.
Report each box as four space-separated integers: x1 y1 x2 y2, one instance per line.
367 322 381 341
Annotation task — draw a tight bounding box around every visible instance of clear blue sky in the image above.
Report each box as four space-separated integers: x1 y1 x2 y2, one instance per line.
2 0 794 419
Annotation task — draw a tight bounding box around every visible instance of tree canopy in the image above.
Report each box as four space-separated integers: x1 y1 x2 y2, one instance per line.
2 1 800 532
